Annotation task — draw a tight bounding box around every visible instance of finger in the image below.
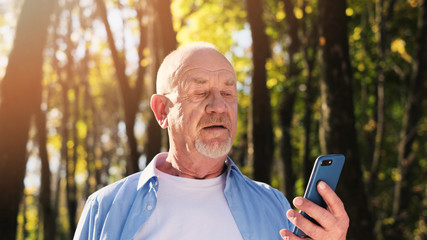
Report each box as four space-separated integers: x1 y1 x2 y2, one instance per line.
292 197 337 233
286 209 322 239
317 181 347 217
280 228 308 240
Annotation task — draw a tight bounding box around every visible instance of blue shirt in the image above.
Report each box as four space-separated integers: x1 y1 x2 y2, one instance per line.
74 153 293 240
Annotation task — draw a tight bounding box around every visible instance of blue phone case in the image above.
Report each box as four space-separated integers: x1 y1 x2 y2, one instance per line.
292 154 345 238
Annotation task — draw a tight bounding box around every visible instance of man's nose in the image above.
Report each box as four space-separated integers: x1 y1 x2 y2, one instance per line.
206 90 227 113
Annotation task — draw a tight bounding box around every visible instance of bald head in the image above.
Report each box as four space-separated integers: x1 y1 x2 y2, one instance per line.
156 42 235 94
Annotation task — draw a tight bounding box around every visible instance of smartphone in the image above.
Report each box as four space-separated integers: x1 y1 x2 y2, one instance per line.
292 154 345 238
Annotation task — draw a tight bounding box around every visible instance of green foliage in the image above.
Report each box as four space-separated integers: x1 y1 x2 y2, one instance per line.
173 0 246 52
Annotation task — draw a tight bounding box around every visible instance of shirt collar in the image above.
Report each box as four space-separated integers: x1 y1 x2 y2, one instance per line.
137 153 241 190
225 156 241 174
137 152 167 190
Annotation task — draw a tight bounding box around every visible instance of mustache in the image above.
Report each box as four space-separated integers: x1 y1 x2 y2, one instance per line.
197 114 232 129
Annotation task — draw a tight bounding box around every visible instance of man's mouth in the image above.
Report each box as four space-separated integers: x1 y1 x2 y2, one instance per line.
198 115 232 131
203 124 227 130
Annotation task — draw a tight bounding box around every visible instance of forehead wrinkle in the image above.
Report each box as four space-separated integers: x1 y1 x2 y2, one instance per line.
191 77 208 85
176 66 235 79
177 68 235 90
180 77 207 92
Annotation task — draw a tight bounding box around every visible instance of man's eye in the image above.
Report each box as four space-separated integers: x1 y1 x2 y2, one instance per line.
196 92 208 97
221 92 232 97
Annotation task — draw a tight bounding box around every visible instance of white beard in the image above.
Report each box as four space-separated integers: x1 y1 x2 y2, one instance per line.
195 137 231 158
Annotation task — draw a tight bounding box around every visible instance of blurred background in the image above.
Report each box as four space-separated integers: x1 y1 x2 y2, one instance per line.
0 0 426 239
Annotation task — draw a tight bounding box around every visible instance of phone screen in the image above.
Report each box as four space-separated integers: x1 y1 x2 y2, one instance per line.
292 154 345 238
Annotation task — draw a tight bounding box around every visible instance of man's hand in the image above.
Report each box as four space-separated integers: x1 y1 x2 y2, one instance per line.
279 181 349 240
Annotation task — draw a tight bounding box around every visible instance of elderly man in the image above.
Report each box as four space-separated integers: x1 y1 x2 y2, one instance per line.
74 42 349 240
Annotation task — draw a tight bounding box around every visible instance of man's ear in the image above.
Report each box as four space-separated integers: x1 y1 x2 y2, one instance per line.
150 94 169 129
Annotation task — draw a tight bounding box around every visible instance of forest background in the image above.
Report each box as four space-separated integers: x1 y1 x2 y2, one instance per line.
0 0 426 239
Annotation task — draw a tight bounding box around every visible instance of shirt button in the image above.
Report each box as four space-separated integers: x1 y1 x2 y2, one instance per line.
147 205 153 211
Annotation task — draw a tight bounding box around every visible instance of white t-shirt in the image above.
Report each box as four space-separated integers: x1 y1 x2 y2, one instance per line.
134 167 243 240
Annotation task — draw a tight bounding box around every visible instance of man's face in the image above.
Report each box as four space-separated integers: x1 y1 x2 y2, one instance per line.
166 48 238 159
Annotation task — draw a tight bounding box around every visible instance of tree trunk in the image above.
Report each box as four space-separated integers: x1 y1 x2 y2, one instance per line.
318 0 374 239
301 20 319 186
145 0 177 164
390 1 427 237
95 0 140 174
156 0 177 56
246 0 274 183
278 0 301 200
369 0 386 192
67 84 80 236
61 76 73 240
0 0 55 238
367 2 396 237
83 81 97 197
279 90 296 198
48 12 61 238
62 9 78 236
36 105 55 240
368 0 397 195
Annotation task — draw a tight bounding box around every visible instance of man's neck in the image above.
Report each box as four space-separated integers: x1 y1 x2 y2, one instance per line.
157 152 226 179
